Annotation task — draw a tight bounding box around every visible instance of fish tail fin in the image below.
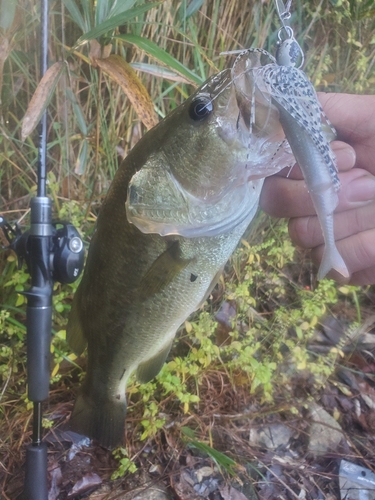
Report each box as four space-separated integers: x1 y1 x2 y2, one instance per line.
70 391 126 449
317 246 350 281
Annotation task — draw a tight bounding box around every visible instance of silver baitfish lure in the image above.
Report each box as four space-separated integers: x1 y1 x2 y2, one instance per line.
229 2 349 280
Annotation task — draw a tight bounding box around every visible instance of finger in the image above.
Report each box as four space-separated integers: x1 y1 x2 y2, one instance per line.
318 93 375 143
318 93 375 173
260 168 375 218
349 266 375 286
289 201 375 249
332 140 357 172
311 228 375 279
260 176 309 217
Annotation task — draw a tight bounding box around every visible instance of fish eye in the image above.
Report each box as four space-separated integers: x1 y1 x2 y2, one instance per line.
189 96 213 121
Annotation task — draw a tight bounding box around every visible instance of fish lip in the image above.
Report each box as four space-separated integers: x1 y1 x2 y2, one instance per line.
210 76 252 143
127 178 264 238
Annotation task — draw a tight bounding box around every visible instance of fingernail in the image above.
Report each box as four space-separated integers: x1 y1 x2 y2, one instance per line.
347 175 375 203
333 143 356 170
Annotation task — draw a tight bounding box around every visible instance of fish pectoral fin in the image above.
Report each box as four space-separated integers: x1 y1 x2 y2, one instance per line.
138 240 194 300
136 340 173 383
66 289 87 355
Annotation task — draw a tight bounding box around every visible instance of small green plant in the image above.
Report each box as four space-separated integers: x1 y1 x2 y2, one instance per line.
181 426 239 476
111 447 137 479
139 401 166 441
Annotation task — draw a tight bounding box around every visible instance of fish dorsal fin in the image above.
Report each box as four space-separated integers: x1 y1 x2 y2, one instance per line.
136 340 173 383
138 240 194 301
66 289 87 355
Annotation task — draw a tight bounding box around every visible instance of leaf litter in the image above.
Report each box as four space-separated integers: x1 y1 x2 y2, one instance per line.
1 214 375 500
2 295 375 499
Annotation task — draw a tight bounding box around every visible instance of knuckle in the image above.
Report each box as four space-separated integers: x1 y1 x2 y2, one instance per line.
289 215 321 248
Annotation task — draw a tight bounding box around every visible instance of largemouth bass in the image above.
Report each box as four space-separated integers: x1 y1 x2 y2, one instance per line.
67 68 294 449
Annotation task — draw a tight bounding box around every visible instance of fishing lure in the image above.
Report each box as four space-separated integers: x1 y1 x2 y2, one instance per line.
227 0 349 280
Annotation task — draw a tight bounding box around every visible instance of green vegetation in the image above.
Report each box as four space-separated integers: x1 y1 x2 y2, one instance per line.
1 0 374 493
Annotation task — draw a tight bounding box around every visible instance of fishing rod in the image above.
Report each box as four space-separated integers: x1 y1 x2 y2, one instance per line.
0 0 84 498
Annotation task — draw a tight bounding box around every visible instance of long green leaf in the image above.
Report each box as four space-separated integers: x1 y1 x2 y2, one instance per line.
76 3 161 47
179 0 205 21
131 62 192 83
81 0 93 31
75 139 88 175
66 87 88 136
95 0 114 26
5 316 26 332
188 440 238 475
186 0 205 18
116 34 203 85
63 0 88 33
181 427 238 476
109 0 137 18
2 304 27 316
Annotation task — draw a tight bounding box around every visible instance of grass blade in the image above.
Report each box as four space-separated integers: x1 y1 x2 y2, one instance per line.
75 138 88 175
109 0 137 18
116 34 203 85
95 0 114 26
180 0 205 21
65 87 88 136
181 427 238 476
63 0 88 33
76 2 161 46
131 62 192 83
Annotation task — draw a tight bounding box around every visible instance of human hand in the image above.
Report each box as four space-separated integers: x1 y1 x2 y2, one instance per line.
259 93 375 285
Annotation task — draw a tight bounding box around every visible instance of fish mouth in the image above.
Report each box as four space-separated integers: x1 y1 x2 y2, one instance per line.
204 55 284 147
230 50 285 141
211 50 296 185
126 56 295 240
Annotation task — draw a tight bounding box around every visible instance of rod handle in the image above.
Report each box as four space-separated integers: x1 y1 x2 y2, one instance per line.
22 443 48 500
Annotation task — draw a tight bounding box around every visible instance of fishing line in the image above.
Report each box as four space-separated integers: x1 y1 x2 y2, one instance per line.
275 0 292 30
